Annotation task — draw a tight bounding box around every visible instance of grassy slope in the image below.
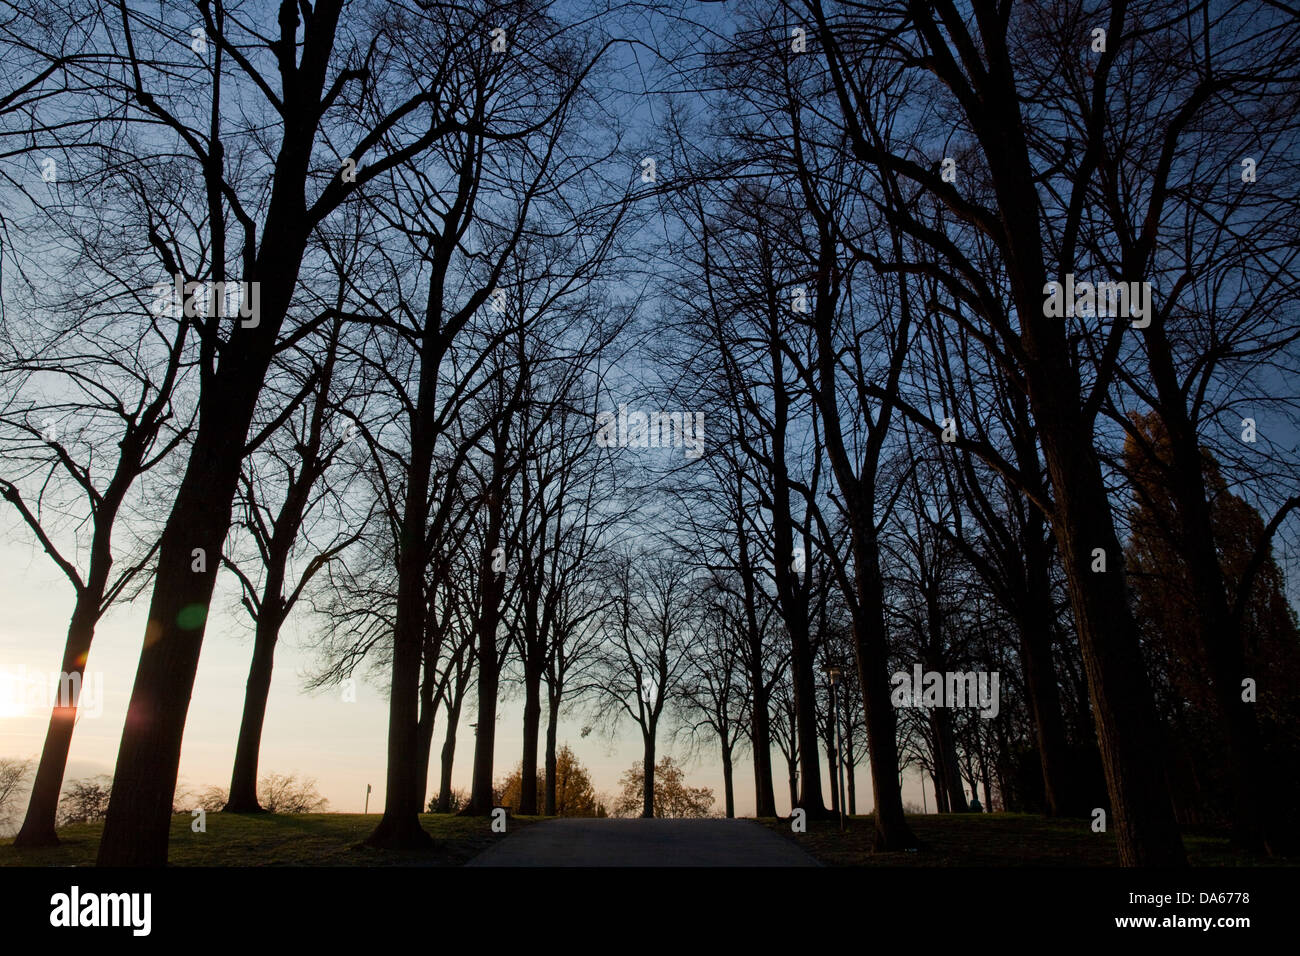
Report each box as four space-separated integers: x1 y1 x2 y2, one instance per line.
0 812 545 867
757 813 1296 866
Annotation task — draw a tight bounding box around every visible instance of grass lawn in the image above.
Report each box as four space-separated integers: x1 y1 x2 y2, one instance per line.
757 812 1296 866
7 811 1290 866
0 812 545 867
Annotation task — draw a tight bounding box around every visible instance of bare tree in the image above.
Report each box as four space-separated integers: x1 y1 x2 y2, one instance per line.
791 0 1195 863
220 311 372 813
0 757 32 836
1 166 193 847
77 0 489 865
671 578 749 818
590 549 697 817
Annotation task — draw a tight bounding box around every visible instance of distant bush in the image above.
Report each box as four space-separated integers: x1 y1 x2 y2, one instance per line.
192 785 231 812
258 772 328 813
428 788 469 813
0 757 33 836
58 775 112 826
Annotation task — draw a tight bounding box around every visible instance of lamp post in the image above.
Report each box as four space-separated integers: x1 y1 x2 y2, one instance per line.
823 663 846 832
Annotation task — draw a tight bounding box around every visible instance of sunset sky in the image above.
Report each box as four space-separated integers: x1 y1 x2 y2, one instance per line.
0 530 923 823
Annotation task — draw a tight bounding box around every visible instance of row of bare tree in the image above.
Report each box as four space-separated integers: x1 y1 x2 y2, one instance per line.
641 0 1300 863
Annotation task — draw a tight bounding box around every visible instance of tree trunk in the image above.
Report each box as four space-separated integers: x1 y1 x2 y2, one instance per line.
932 708 968 813
415 655 437 811
466 577 505 811
518 660 542 815
466 664 500 815
367 304 444 848
786 756 799 813
962 752 980 811
544 691 560 816
465 435 509 816
1017 607 1074 815
932 755 949 813
995 718 1013 814
749 675 777 817
95 398 264 864
853 514 920 846
737 518 777 818
641 732 656 818
721 742 735 819
825 738 840 814
789 627 828 816
223 613 282 813
436 696 462 813
13 600 98 847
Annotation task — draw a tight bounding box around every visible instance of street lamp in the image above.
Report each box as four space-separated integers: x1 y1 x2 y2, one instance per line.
823 663 847 832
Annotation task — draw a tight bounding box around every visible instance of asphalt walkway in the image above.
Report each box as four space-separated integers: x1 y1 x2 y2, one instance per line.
465 817 820 867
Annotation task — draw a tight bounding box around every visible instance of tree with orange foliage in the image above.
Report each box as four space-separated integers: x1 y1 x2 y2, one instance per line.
611 756 714 819
496 745 605 817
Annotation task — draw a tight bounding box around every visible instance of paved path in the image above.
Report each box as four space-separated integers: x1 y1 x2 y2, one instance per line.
465 818 820 867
